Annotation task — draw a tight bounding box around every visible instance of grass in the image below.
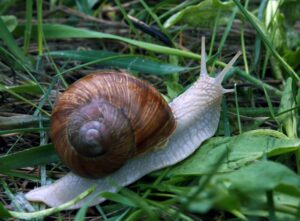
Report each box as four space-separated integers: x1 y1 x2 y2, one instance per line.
0 0 300 220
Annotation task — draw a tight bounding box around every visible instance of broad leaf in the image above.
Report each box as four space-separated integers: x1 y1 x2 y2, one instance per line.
169 129 300 176
1 15 17 32
164 0 234 28
178 160 300 220
216 160 300 196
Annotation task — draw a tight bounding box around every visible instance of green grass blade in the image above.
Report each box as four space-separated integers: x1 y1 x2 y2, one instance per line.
233 0 298 80
212 6 238 69
236 69 282 97
75 0 92 15
36 0 43 56
251 0 267 71
39 24 201 59
0 144 57 171
0 17 30 66
2 83 44 94
47 50 189 75
139 0 173 45
263 86 279 126
23 0 33 53
234 83 242 134
0 115 48 129
266 191 276 221
216 6 238 55
158 0 200 20
114 0 140 39
0 127 49 135
0 83 50 116
6 186 96 219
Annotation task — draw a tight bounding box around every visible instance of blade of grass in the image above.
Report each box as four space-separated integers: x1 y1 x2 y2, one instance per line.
0 83 50 116
0 47 49 114
0 17 30 66
158 0 200 20
114 0 141 43
262 86 280 126
58 55 147 76
125 209 146 221
2 83 44 95
214 6 238 63
75 0 93 15
234 83 242 134
261 49 271 79
2 180 27 212
0 127 49 135
43 44 68 88
240 0 249 74
120 189 157 220
251 0 267 72
212 6 238 70
236 68 282 97
0 47 46 95
36 0 43 56
21 23 259 74
208 8 221 57
266 191 276 221
1 170 39 181
146 199 194 221
0 115 49 129
23 0 33 53
0 144 57 171
176 149 230 219
101 192 138 207
240 26 249 73
228 107 278 117
74 204 90 221
139 0 173 46
233 0 298 80
74 189 111 221
31 24 201 59
47 50 190 75
222 98 231 136
4 186 96 219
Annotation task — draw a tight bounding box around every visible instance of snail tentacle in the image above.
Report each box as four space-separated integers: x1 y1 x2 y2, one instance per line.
215 50 242 84
200 36 208 78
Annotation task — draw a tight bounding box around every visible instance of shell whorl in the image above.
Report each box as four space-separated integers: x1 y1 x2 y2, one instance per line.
51 71 176 178
67 99 134 158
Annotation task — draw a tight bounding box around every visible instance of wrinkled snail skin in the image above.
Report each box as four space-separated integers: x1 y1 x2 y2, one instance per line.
25 38 241 209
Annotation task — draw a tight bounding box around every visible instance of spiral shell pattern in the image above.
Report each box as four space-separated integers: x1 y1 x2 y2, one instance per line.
51 71 176 178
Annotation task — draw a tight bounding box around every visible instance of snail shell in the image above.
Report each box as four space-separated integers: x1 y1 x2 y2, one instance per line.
51 71 176 178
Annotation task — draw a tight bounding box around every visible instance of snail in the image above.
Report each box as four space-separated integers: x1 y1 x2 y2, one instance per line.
25 37 241 209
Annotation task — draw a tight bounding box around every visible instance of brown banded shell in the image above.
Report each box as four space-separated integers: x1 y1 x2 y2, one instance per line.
51 71 176 178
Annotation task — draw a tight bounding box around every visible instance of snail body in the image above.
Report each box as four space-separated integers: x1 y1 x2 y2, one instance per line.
25 37 241 209
51 71 175 178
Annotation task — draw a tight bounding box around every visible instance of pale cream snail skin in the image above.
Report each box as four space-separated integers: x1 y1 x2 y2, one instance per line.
25 37 241 209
